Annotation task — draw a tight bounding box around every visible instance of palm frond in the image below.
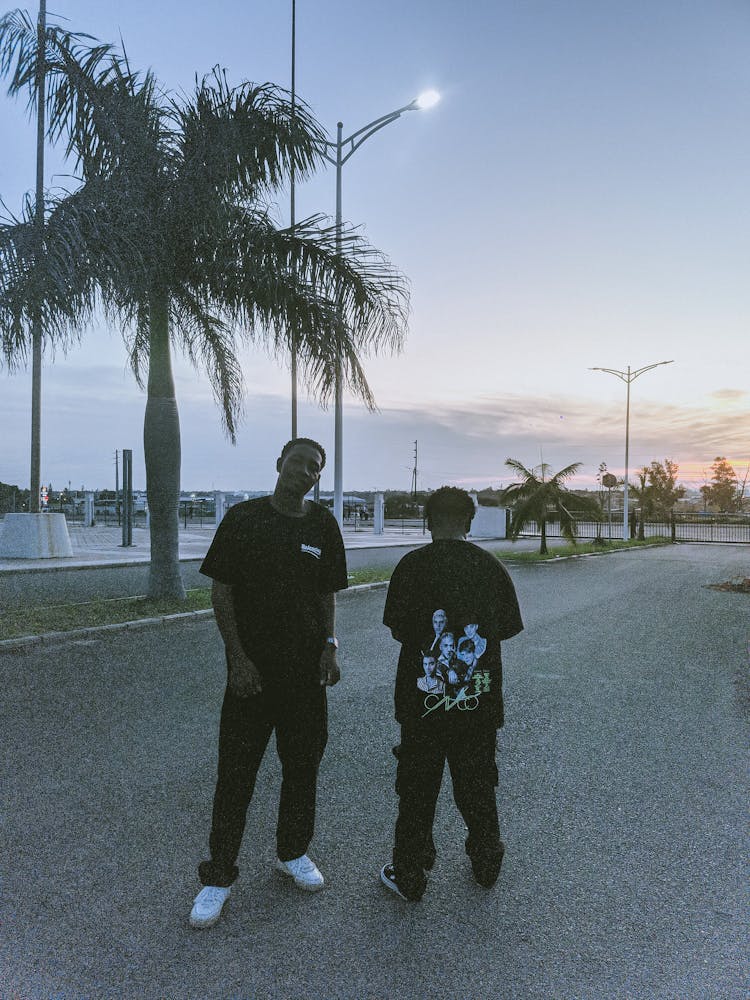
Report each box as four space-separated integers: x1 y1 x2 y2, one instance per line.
0 8 103 124
178 206 407 408
507 494 546 540
549 461 583 486
504 457 535 481
48 40 166 179
120 302 151 390
0 8 37 101
173 71 326 204
0 179 146 368
0 189 88 364
170 289 244 442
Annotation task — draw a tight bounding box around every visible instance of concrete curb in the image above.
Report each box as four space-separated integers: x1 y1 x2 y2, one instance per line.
0 580 390 652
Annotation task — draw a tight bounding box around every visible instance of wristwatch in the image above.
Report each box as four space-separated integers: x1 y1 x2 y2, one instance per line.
325 636 339 649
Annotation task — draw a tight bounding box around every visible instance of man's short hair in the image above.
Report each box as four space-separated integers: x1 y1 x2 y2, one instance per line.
279 437 327 469
424 486 475 526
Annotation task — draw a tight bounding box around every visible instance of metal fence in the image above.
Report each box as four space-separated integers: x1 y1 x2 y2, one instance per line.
5 506 749 543
516 513 750 544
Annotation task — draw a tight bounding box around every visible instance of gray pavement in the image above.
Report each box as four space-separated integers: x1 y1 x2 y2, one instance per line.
1 543 748 999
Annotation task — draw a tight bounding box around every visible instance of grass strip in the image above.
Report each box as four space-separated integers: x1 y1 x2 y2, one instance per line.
1 540 671 641
1 588 213 641
492 536 673 563
1 567 388 640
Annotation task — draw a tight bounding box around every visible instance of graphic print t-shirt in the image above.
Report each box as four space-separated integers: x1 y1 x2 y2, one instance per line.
200 497 348 678
383 540 523 728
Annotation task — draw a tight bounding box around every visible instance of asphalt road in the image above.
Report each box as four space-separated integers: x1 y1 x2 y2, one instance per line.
1 544 748 1000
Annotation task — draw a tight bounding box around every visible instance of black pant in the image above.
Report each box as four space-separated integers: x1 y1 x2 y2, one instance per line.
198 674 328 887
393 720 501 899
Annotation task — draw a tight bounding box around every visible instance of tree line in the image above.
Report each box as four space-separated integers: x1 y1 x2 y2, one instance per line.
628 456 747 517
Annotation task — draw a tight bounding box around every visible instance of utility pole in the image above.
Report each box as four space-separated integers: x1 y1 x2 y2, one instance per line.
29 0 47 513
411 440 418 501
289 0 298 438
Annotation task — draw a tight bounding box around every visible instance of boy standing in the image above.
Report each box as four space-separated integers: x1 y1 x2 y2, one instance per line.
381 487 523 901
190 438 347 929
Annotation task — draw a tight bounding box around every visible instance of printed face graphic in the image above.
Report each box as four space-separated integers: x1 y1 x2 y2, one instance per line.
432 609 447 634
439 633 455 658
457 645 474 667
422 656 437 677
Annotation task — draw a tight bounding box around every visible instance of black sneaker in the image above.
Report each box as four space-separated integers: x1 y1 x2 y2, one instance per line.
380 864 424 901
470 841 505 888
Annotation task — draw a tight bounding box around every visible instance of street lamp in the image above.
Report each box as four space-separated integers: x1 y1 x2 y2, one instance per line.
590 360 674 540
321 90 440 526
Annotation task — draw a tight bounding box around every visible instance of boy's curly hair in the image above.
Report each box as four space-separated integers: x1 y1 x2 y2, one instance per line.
424 486 476 524
279 437 327 469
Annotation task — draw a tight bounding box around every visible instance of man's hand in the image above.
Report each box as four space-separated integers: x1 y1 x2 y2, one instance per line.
319 644 340 687
227 648 262 697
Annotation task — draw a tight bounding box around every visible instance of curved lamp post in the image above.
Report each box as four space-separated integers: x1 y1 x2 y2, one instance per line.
321 89 440 526
590 360 674 539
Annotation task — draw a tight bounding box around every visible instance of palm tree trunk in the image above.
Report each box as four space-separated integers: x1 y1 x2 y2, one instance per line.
539 516 548 555
144 291 185 600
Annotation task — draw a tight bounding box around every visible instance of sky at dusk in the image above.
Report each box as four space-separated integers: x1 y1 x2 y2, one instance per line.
1 0 748 493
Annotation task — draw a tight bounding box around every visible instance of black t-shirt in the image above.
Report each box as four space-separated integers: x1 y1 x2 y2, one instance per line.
200 497 348 675
383 540 523 729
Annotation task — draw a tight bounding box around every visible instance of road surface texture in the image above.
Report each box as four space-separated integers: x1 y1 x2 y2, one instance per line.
1 544 747 1000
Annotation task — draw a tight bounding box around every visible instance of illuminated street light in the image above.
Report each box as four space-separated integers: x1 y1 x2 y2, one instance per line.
321 90 440 527
415 89 440 110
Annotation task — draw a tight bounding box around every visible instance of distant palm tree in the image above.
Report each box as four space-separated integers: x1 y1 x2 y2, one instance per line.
502 458 601 555
0 14 408 598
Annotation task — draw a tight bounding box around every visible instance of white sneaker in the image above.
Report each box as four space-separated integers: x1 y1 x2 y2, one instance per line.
275 854 325 891
189 885 231 928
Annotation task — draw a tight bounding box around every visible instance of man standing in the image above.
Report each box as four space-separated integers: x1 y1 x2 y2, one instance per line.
380 486 523 902
190 438 348 928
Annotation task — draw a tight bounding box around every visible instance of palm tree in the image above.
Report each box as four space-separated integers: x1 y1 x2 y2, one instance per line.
0 16 409 598
502 458 601 555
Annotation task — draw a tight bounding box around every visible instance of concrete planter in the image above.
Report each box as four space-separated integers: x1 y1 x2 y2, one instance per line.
0 513 74 559
470 505 506 538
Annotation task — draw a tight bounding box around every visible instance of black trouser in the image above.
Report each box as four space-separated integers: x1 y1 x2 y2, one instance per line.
198 673 328 888
392 719 501 900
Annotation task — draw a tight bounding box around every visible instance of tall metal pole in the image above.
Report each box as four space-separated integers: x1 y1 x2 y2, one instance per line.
320 93 438 527
30 0 46 513
590 360 674 541
289 0 298 438
333 121 344 526
623 365 631 540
